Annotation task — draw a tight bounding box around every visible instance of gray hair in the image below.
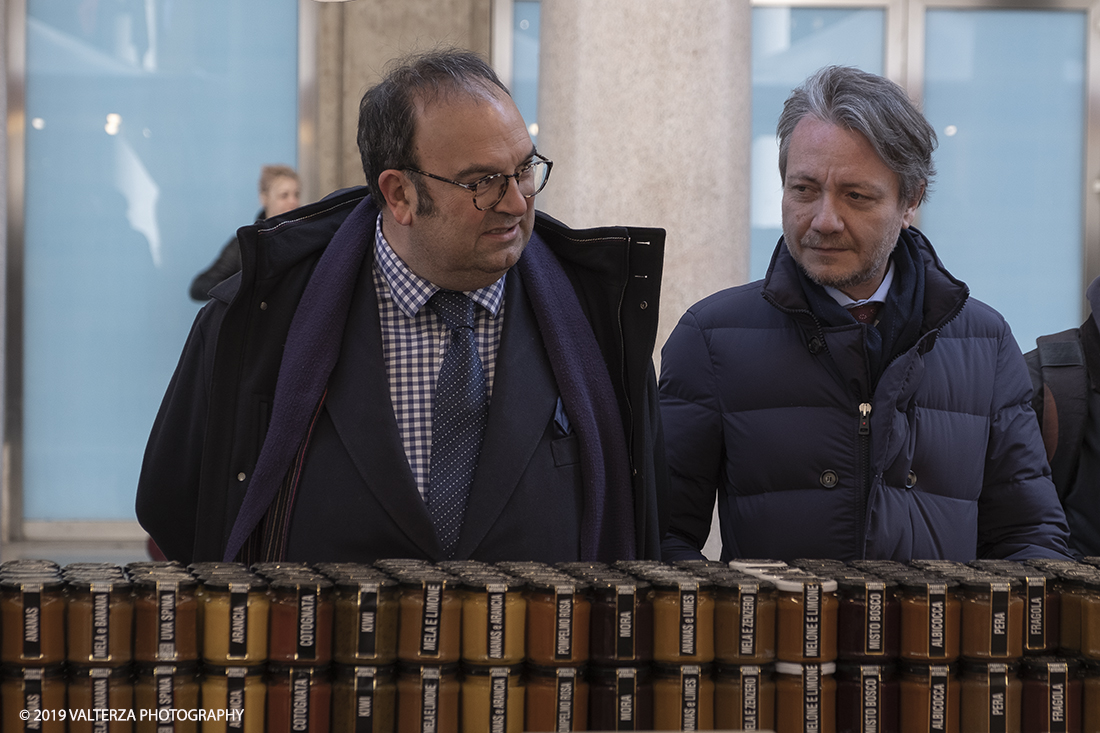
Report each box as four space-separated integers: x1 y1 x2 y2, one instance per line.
777 66 936 206
357 49 510 207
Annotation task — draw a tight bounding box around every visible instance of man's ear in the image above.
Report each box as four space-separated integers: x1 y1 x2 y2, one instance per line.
900 183 925 229
378 170 415 226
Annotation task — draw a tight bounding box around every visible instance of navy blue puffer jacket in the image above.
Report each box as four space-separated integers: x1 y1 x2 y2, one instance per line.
659 229 1071 562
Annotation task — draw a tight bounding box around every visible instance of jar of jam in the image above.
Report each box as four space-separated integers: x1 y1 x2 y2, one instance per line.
960 576 1024 661
66 577 134 666
898 661 958 733
396 574 463 664
1019 656 1081 733
461 664 525 733
775 576 839 664
268 577 334 665
1058 568 1092 654
202 576 270 665
133 663 201 733
958 660 1021 733
837 577 899 662
1078 575 1100 660
588 577 654 665
526 579 591 666
396 663 460 733
835 662 898 733
651 576 715 664
587 665 654 731
67 665 134 733
2 665 66 732
0 576 66 665
1082 660 1100 733
132 575 200 663
652 663 714 732
525 665 588 732
775 661 837 733
266 665 331 732
714 576 777 664
461 577 527 665
898 577 961 662
331 665 396 733
333 575 399 665
998 568 1059 655
715 663 776 732
201 665 265 733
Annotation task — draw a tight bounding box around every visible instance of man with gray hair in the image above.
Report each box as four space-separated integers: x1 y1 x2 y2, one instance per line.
659 65 1071 562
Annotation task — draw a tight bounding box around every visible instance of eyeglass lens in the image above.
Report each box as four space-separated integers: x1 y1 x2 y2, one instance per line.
473 160 549 209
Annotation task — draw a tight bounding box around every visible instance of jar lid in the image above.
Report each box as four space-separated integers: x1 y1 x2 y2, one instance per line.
269 576 334 593
460 576 527 593
67 664 134 680
1 664 66 680
1019 656 1082 678
266 664 332 679
651 662 714 677
774 661 837 676
896 575 960 593
335 576 398 592
896 660 957 677
714 662 775 678
771 576 838 594
459 663 525 677
132 575 198 591
134 661 201 677
201 576 269 592
525 664 587 681
585 664 651 683
648 575 714 592
65 577 134 593
333 664 396 681
834 661 896 680
395 662 460 676
958 575 1022 592
0 576 65 592
713 576 775 594
527 578 591 594
835 576 896 594
587 577 652 596
958 659 1020 675
201 664 265 678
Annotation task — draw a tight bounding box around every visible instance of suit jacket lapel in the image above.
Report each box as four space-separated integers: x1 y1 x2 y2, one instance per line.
454 271 558 558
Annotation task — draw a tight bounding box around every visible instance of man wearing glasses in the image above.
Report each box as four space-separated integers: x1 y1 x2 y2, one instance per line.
137 50 666 564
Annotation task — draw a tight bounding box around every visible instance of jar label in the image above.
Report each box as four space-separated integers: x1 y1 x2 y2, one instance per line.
92 588 111 661
740 586 758 658
291 669 313 733
927 585 947 658
23 667 44 729
357 584 379 657
864 583 885 655
990 583 1010 657
297 587 318 661
421 667 441 733
988 666 1008 733
158 585 178 660
22 587 42 659
491 668 510 731
91 673 110 733
156 668 175 733
555 586 574 661
617 585 636 659
927 665 950 733
860 666 881 731
555 668 577 731
227 668 247 731
680 666 701 732
616 668 637 730
487 586 507 660
1026 578 1046 651
741 667 761 730
355 671 377 732
420 582 444 657
228 588 249 659
680 584 698 657
803 583 822 659
802 663 822 733
1046 664 1069 733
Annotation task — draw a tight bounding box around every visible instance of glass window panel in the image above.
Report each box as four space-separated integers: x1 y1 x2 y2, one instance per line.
22 0 299 520
513 1 541 141
751 7 885 280
920 9 1086 350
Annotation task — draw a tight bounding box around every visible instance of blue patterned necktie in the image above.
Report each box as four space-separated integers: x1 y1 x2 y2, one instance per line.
427 289 489 557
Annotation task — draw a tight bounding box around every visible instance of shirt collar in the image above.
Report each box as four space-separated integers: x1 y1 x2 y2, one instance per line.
374 213 505 319
825 259 896 309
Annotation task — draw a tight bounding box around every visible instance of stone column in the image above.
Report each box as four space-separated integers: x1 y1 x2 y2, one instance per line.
536 0 752 357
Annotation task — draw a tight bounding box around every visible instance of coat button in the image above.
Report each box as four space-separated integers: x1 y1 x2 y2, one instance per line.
237 472 247 482
906 471 917 488
808 337 824 354
820 470 839 488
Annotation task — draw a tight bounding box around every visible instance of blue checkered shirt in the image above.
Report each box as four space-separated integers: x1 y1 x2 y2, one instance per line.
373 214 506 500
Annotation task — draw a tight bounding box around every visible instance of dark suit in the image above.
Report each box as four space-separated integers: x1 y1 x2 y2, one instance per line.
137 188 666 563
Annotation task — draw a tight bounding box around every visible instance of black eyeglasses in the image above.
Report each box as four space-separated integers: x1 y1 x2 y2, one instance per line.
404 154 553 211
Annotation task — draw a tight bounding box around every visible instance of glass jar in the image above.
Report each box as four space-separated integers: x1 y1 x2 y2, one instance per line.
202 576 270 665
714 576 777 664
67 665 134 733
837 577 899 662
651 577 715 664
1000 568 1059 655
460 664 525 733
333 576 399 665
958 660 1021 733
775 661 837 733
715 663 776 732
898 578 961 662
960 577 1024 661
1019 656 1081 733
588 577 654 665
775 576 839 664
1079 575 1100 660
200 665 265 733
0 576 66 665
1057 569 1091 654
132 575 200 663
651 663 714 732
266 664 332 733
525 665 588 732
396 663 460 733
1082 660 1100 733
835 662 898 733
587 665 653 731
133 663 200 733
66 577 134 666
1 665 66 733
526 580 591 666
331 665 396 733
461 578 527 665
268 578 334 665
396 575 463 664
898 661 958 733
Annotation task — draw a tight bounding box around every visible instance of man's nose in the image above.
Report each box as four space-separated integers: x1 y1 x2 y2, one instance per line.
811 195 843 233
493 176 529 216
